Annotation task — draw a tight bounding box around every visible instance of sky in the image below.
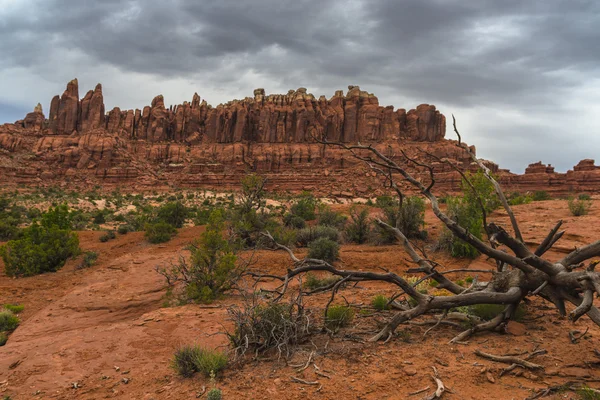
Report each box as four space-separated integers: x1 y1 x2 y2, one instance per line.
1 0 599 173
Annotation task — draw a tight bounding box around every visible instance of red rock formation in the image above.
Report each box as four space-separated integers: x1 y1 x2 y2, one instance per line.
0 78 598 196
55 79 80 135
79 84 105 131
23 103 45 130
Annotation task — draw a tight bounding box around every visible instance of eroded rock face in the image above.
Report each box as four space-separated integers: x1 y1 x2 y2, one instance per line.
2 79 598 196
23 103 45 130
28 80 448 144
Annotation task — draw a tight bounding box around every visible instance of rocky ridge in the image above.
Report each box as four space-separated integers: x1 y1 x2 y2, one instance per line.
0 79 599 195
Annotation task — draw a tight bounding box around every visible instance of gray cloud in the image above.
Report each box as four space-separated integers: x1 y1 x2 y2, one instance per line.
1 0 599 172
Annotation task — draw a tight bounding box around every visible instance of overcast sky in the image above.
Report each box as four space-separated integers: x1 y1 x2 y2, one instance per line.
1 0 599 173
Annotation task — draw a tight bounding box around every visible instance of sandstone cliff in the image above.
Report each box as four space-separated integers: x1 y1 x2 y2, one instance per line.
1 79 598 196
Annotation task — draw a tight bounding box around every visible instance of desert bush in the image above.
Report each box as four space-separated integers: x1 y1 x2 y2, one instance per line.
157 210 240 304
0 221 20 241
304 273 341 291
375 195 395 208
231 207 278 248
0 221 80 277
296 226 340 247
0 310 19 331
78 251 98 269
376 196 426 243
99 230 116 242
145 222 177 244
508 192 533 206
172 345 201 378
577 386 600 400
0 332 7 346
308 237 339 262
92 210 106 225
117 224 130 234
461 171 501 214
239 174 266 214
290 193 317 221
579 193 592 201
41 203 73 230
436 196 482 258
317 206 347 229
345 207 370 244
193 348 228 377
325 305 354 331
207 388 222 400
283 213 306 229
372 295 389 311
195 208 214 226
270 226 298 248
2 304 23 314
569 197 592 216
532 191 552 201
157 201 188 228
228 300 309 358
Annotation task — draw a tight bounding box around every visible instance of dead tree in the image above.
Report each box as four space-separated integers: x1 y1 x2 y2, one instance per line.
257 117 600 343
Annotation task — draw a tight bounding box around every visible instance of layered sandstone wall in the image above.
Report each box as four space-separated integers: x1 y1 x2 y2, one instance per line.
37 80 446 144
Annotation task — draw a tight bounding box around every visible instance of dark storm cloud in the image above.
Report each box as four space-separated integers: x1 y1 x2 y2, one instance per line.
1 0 599 172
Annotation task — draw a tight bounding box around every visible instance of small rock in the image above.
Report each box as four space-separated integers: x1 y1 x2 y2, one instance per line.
486 372 495 383
404 367 418 376
122 378 129 384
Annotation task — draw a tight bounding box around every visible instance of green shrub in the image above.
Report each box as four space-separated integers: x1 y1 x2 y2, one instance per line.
304 273 341 290
375 197 426 243
0 222 80 277
193 348 228 377
78 251 98 269
308 238 339 262
172 345 201 378
283 213 306 229
461 171 501 214
317 206 347 229
0 310 19 331
375 195 395 208
437 196 482 258
532 191 552 201
195 208 214 226
117 224 130 234
325 305 354 331
569 197 592 216
577 386 600 400
290 194 317 221
3 304 24 314
579 193 592 201
99 230 116 242
158 210 239 304
0 221 20 241
372 295 389 311
345 207 370 244
92 210 106 225
0 332 7 346
145 222 177 244
508 192 533 205
207 388 222 400
41 203 73 230
270 226 297 248
296 226 340 247
157 201 188 228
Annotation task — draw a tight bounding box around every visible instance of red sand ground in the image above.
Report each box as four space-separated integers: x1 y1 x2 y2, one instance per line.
1 200 600 399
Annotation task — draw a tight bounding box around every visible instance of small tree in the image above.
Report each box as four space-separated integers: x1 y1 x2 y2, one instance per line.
345 207 371 244
1 221 80 277
157 210 242 303
157 201 188 228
